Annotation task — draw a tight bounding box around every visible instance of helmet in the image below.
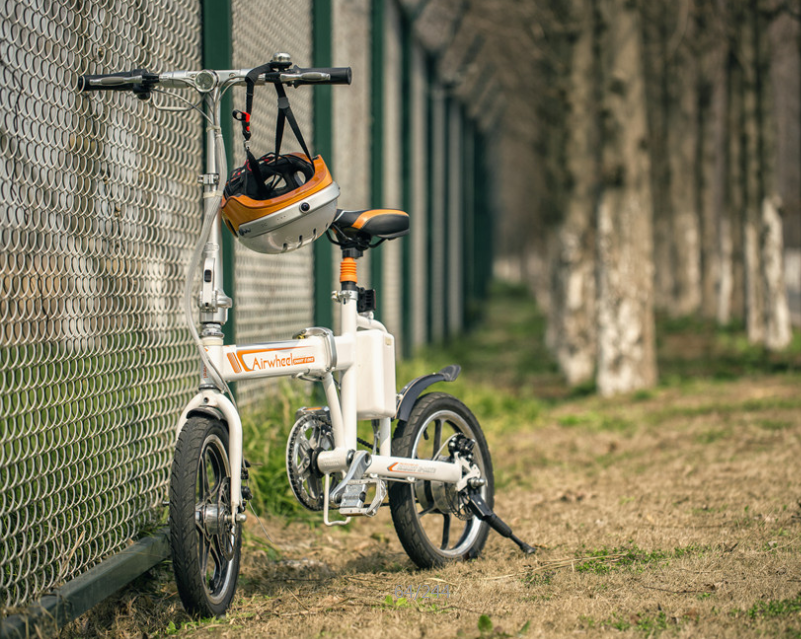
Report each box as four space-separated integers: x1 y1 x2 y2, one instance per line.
221 152 339 254
221 59 339 254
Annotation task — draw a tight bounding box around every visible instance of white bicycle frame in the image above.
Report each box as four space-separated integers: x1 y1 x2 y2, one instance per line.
161 68 463 519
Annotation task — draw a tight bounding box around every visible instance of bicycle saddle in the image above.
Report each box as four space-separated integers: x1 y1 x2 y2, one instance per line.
331 208 409 241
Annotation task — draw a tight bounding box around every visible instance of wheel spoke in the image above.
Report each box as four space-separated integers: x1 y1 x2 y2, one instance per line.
417 503 436 517
210 454 223 498
208 536 225 590
199 532 211 577
440 514 451 549
199 453 211 498
431 419 442 460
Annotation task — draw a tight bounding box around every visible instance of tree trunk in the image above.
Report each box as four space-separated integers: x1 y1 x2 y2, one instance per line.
666 5 702 317
727 51 747 324
714 45 735 324
549 0 599 386
762 195 792 348
697 4 726 320
641 1 674 312
760 10 792 349
595 0 657 396
741 0 766 343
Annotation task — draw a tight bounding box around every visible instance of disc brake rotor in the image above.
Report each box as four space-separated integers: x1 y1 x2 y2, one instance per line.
286 414 334 511
217 479 236 560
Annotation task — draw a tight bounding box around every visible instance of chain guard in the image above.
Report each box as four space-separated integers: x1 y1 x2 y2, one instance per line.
286 413 334 511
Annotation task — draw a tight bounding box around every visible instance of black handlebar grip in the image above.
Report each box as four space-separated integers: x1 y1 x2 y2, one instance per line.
77 69 153 91
296 67 352 85
323 67 352 85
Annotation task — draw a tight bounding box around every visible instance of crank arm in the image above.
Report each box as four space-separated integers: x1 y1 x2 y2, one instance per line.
465 489 537 555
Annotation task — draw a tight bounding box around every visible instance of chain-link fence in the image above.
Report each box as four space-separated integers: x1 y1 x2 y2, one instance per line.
229 0 315 408
0 0 203 609
0 0 495 617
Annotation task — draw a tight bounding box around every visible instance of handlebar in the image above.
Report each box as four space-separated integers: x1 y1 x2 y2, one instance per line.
78 64 352 98
289 67 352 85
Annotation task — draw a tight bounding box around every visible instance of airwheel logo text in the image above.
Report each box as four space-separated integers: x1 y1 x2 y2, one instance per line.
228 348 315 374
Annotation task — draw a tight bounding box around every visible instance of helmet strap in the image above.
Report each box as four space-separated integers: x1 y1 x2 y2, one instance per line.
235 64 315 171
274 82 313 167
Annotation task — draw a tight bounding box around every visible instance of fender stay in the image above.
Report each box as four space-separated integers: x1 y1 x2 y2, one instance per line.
394 364 461 422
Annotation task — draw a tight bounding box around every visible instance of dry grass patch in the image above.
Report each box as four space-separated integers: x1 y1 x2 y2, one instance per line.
58 374 801 639
57 288 801 638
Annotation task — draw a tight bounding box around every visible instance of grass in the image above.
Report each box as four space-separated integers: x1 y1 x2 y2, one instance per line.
53 282 801 639
239 383 319 521
744 593 801 619
572 544 671 574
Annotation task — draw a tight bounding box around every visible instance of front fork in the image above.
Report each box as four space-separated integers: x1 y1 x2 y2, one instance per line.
176 389 246 521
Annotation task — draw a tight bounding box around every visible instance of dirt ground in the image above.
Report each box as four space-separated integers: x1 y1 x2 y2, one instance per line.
60 292 801 639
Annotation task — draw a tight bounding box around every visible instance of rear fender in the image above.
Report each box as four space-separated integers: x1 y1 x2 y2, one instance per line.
394 364 461 422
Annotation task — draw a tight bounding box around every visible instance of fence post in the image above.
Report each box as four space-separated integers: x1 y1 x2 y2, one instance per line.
202 0 236 397
401 12 414 356
475 131 492 300
313 1 334 329
425 56 436 345
462 110 475 329
443 94 452 340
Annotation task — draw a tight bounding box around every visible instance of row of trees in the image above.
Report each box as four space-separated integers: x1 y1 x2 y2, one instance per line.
494 0 799 394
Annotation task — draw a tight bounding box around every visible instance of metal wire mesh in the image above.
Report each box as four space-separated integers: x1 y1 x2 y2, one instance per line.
332 0 373 307
230 0 315 408
0 0 484 616
0 0 203 609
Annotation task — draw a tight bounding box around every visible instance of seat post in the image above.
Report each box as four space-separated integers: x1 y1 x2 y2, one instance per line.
339 247 363 292
337 245 361 452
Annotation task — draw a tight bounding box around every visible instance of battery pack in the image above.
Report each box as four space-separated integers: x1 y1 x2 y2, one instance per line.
355 329 397 419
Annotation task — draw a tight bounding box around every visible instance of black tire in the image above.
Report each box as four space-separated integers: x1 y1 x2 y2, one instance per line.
169 416 241 616
389 392 494 569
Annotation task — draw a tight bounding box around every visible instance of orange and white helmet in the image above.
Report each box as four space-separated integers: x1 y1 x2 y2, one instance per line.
221 151 339 254
221 61 339 253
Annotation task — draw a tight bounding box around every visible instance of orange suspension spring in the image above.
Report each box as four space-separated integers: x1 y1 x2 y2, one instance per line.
339 257 358 284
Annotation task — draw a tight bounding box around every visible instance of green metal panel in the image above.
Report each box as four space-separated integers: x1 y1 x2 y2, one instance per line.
462 109 475 329
203 0 236 403
471 124 482 309
400 14 413 356
475 131 491 301
370 0 384 315
313 0 334 328
442 94 451 341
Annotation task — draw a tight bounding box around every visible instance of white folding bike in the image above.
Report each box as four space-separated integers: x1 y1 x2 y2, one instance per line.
79 52 533 617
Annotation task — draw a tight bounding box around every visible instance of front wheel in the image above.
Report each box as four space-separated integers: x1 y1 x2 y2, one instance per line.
389 392 494 568
169 416 241 616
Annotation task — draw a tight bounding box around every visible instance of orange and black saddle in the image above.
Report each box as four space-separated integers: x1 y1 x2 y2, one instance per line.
329 208 409 250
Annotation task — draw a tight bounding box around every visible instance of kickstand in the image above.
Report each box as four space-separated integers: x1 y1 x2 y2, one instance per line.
465 489 537 555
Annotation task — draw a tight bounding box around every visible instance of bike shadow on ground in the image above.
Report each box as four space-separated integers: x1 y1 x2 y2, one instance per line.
237 543 414 600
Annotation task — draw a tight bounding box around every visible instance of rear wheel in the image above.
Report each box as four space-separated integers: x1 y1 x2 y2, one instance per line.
169 416 241 616
389 392 493 568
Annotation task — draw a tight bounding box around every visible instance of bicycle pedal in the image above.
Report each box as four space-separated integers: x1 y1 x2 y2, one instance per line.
338 482 368 514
